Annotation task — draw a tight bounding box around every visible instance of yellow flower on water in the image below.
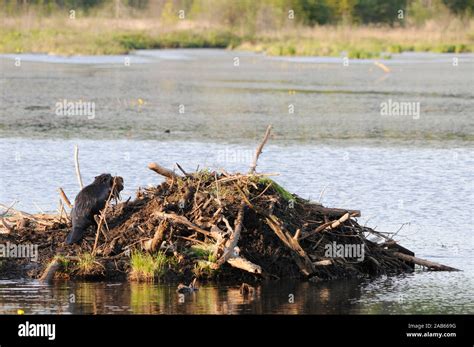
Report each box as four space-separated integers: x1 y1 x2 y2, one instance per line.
17 309 24 315
137 98 145 106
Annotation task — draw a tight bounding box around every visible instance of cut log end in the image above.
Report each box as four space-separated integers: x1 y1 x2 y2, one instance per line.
148 162 179 180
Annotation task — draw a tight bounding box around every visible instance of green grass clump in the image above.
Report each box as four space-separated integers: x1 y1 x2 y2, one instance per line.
75 253 104 277
190 244 217 262
129 251 177 282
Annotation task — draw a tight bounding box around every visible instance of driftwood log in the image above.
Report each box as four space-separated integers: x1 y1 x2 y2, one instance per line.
393 252 460 271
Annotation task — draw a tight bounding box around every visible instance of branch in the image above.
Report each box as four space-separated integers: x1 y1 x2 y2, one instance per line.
0 200 18 217
58 187 73 209
217 202 245 266
313 206 361 218
393 252 460 272
175 163 189 176
265 215 314 276
92 177 119 255
301 212 356 240
227 256 262 274
74 145 84 190
39 258 61 282
249 125 272 174
148 162 179 180
154 211 219 239
143 220 168 252
40 256 81 282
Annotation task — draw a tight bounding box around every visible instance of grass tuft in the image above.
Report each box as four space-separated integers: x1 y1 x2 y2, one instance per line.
129 251 178 282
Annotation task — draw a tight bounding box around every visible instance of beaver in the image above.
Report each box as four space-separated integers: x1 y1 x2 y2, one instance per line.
65 173 124 245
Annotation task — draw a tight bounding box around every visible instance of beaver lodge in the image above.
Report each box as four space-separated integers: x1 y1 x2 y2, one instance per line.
0 126 459 284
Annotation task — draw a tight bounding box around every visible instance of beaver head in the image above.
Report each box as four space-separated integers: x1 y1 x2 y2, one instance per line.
93 173 113 185
93 174 124 199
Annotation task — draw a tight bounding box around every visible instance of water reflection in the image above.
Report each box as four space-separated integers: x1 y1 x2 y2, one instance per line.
1 271 472 314
0 280 365 315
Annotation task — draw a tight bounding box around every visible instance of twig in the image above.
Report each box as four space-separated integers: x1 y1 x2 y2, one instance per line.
176 163 188 176
60 201 70 223
94 215 108 240
251 181 273 201
57 200 64 223
0 200 18 217
74 145 84 190
249 125 272 174
234 183 253 208
33 202 46 214
92 177 118 255
221 216 233 234
214 172 222 206
392 222 410 239
154 211 219 239
193 177 202 207
363 227 392 241
176 235 208 246
318 183 330 203
312 205 361 218
58 188 73 209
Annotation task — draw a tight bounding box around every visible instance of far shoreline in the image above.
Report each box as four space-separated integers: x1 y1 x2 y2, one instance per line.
1 48 473 63
1 17 473 58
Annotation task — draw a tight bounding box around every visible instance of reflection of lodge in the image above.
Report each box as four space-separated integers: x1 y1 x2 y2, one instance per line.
0 280 364 314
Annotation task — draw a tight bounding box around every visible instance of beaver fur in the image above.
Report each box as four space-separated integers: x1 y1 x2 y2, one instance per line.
66 174 123 244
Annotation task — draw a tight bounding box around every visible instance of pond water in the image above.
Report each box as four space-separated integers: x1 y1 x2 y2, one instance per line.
0 50 472 314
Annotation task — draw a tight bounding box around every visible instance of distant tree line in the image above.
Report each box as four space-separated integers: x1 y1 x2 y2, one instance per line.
1 0 472 23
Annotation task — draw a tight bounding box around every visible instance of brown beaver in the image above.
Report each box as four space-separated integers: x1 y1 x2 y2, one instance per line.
66 173 124 245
